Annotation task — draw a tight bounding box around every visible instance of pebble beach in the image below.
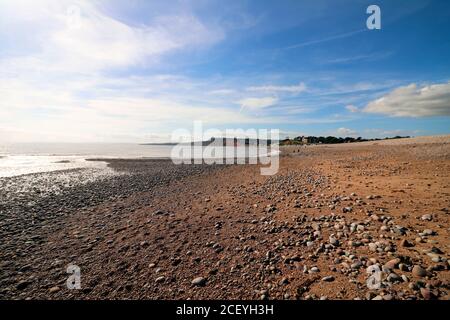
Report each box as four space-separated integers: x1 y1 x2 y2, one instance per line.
0 136 449 300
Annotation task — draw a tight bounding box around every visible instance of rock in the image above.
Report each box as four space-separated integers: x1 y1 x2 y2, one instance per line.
191 277 207 286
16 280 31 290
310 266 320 273
372 295 383 300
422 229 434 236
400 239 414 247
421 214 432 221
155 276 165 283
430 247 443 254
322 276 335 282
408 283 418 290
343 207 352 213
153 210 164 215
366 292 376 300
412 265 428 277
329 236 339 246
49 286 60 293
387 273 402 283
368 243 378 252
312 223 321 231
393 225 407 235
140 241 149 247
420 287 432 300
384 258 400 270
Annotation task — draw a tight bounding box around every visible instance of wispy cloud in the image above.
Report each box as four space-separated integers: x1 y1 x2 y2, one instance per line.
345 105 359 113
238 97 278 111
322 51 393 64
246 82 307 94
283 29 366 50
0 0 223 73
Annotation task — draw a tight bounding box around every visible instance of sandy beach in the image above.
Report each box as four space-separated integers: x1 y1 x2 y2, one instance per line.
0 136 449 300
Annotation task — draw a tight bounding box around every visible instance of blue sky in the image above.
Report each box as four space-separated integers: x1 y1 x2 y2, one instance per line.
0 0 449 142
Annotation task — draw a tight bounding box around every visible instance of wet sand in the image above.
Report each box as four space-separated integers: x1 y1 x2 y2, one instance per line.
0 136 449 300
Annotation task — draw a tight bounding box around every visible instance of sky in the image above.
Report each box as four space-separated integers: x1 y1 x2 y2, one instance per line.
0 0 449 143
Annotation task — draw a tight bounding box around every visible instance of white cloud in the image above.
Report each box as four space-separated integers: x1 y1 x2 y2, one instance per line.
238 97 278 110
0 0 223 73
247 82 307 94
336 127 357 137
208 89 236 95
345 104 359 113
364 82 450 117
0 1 235 142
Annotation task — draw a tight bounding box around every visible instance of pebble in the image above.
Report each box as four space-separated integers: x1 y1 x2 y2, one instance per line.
384 258 400 270
329 236 339 246
420 287 432 300
400 239 414 247
191 277 207 286
421 214 432 221
48 286 60 293
412 265 427 278
155 276 165 283
322 276 335 282
387 273 402 283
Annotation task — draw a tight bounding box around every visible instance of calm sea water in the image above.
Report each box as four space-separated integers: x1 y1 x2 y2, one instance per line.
0 143 174 177
0 143 277 177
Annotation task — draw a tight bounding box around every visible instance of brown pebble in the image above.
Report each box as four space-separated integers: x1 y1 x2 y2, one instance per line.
412 265 428 277
49 286 60 293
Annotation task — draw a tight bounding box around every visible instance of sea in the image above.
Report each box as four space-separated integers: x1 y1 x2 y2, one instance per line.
0 143 174 177
0 143 277 177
